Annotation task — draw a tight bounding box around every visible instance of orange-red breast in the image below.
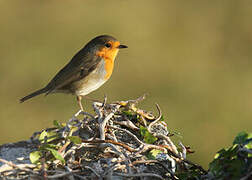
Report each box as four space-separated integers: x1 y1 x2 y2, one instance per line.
20 35 127 110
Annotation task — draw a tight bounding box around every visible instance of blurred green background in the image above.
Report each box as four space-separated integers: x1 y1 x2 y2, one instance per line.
1 0 252 168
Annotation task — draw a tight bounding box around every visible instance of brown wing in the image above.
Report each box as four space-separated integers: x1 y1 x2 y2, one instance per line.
45 49 102 94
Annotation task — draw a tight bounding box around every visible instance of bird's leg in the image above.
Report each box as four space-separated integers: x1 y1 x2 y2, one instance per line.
77 95 84 111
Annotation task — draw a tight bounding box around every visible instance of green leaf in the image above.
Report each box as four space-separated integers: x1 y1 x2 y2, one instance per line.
139 126 157 144
245 140 252 149
39 130 57 143
42 143 59 149
209 132 252 179
122 110 134 116
147 149 162 160
69 126 79 136
30 151 42 164
144 133 157 144
46 148 65 164
53 120 62 128
233 131 248 145
139 125 147 136
233 131 252 148
122 110 139 122
244 133 252 149
67 136 82 144
39 130 48 142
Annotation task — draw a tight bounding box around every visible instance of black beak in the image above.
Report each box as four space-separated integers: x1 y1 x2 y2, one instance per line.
118 44 128 49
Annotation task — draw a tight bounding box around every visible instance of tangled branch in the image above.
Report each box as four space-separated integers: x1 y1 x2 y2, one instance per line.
0 95 207 179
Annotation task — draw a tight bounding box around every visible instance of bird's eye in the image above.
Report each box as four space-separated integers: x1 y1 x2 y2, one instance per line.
105 43 111 48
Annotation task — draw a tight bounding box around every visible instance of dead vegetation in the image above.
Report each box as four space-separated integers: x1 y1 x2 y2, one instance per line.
0 95 207 179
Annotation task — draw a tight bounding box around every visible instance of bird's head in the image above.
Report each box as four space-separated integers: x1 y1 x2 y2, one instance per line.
87 35 128 61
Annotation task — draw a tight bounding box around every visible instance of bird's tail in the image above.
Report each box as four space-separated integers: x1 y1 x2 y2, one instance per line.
20 87 48 103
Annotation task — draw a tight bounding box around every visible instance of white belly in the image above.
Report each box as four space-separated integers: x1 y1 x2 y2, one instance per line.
75 60 108 96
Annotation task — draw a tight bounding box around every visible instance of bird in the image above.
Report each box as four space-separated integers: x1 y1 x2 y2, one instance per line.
20 35 128 111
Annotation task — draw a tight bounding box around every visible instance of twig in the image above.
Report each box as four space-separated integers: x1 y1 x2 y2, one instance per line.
82 139 137 152
101 143 123 156
0 158 37 175
115 94 147 106
93 102 103 121
64 166 75 180
74 110 83 117
41 157 47 180
47 171 76 179
108 125 143 145
84 166 100 178
93 100 116 140
164 149 207 174
113 172 163 179
103 163 118 176
99 112 114 140
132 160 178 180
147 103 162 132
147 104 179 155
106 133 118 142
158 135 178 154
80 111 95 120
113 119 139 131
179 142 187 159
102 94 107 107
137 143 167 154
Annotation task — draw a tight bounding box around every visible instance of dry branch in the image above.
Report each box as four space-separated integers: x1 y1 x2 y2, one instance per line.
0 95 207 179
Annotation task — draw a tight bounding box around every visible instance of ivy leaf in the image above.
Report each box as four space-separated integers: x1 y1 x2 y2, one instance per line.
244 133 252 150
39 130 48 142
39 130 57 143
209 132 252 179
139 126 157 144
233 131 249 145
139 125 147 136
233 131 252 157
42 143 59 149
46 148 65 164
67 136 82 144
147 149 162 160
30 151 42 164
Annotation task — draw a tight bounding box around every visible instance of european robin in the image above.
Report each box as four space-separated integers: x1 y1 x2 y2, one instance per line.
20 35 127 110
